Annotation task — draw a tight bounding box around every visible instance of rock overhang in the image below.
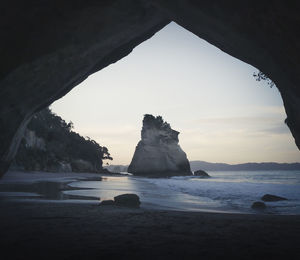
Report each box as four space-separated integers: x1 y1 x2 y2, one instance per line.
1 0 300 176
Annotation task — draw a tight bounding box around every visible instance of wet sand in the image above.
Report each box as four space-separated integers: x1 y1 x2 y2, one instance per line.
0 201 300 260
0 171 300 259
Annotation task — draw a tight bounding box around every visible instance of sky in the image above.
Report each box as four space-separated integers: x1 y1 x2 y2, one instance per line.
51 22 300 165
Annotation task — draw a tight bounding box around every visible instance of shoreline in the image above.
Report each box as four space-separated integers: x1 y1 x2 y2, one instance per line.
1 170 300 215
0 170 257 214
1 171 300 259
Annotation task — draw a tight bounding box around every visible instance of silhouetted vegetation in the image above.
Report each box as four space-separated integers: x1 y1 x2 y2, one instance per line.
15 108 112 172
143 114 171 130
253 71 275 88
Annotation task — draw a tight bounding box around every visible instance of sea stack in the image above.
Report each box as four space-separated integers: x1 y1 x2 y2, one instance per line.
128 114 191 177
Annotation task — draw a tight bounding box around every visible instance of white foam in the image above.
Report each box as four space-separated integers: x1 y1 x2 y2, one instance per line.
141 174 300 214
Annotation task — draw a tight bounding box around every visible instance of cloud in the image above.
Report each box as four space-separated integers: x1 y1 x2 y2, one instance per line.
187 114 289 136
258 124 290 135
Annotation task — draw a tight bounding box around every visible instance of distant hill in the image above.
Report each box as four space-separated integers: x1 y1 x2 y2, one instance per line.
190 161 300 171
106 161 300 173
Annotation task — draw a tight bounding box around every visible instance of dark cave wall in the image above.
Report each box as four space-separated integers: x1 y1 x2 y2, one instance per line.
1 0 300 176
0 0 169 175
151 0 300 150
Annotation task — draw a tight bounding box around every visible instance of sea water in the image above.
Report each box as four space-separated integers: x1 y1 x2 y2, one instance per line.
65 170 300 215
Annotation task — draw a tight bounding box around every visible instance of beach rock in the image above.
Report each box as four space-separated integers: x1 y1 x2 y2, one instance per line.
128 115 191 177
57 162 72 173
261 194 288 202
114 194 141 208
23 129 46 151
100 200 115 206
251 201 267 210
194 170 210 178
46 161 72 173
71 159 95 173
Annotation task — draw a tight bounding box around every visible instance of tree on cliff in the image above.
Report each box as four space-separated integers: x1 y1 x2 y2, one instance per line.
143 114 171 130
253 70 275 88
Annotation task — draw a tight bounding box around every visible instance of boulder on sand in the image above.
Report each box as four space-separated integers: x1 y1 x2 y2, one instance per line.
100 200 115 206
261 194 287 202
251 201 266 210
194 170 210 178
114 194 141 208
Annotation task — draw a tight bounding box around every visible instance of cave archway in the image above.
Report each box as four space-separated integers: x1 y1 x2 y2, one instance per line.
51 22 298 166
1 1 300 175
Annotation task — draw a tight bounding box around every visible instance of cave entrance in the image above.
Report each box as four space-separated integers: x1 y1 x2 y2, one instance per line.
51 22 299 167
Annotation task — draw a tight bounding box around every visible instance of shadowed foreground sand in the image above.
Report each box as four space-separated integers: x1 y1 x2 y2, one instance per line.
0 201 300 260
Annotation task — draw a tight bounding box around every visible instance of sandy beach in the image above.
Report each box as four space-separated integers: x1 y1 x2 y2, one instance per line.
1 171 300 259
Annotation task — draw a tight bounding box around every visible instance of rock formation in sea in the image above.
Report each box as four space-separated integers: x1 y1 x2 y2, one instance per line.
261 194 288 202
128 114 191 176
194 169 210 178
251 201 267 210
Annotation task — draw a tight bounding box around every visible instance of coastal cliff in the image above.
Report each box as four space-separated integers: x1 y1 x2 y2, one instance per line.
13 108 112 173
128 114 191 176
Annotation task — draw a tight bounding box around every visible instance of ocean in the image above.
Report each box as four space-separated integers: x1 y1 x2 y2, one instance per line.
65 170 300 215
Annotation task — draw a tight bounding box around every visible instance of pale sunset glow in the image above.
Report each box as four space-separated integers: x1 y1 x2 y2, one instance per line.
51 22 300 165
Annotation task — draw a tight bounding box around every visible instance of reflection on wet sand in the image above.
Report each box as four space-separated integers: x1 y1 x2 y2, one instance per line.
0 179 102 201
